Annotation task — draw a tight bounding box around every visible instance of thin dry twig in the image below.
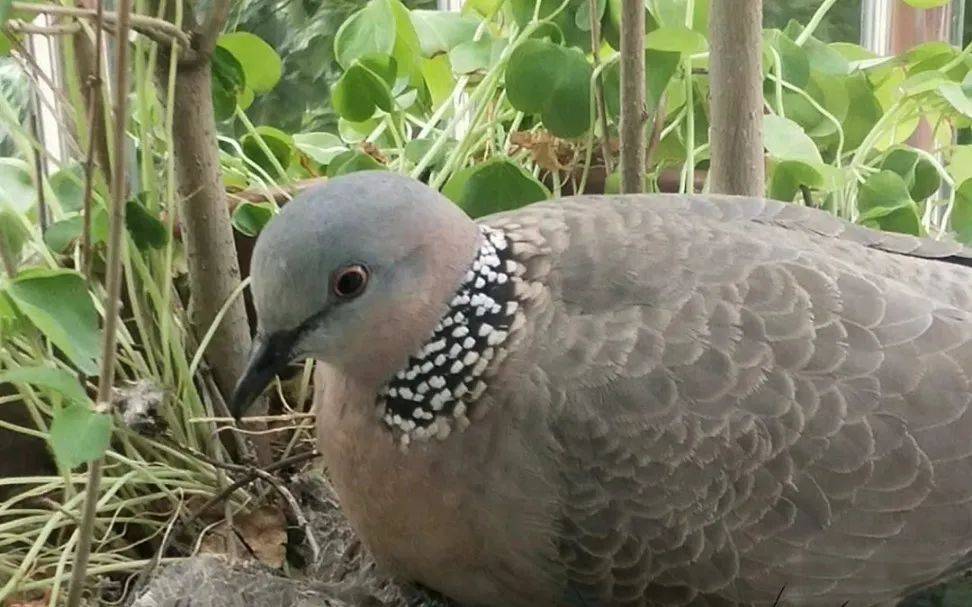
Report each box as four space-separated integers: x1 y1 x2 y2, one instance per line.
65 0 133 603
81 0 106 278
5 20 81 35
588 0 612 174
186 450 321 524
10 2 190 48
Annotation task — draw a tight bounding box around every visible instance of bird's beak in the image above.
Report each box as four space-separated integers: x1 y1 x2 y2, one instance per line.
230 331 294 419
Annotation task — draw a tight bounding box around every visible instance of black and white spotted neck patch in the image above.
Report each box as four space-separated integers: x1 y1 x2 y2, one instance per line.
377 225 520 445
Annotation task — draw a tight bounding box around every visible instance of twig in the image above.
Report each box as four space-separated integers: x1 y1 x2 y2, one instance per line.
190 413 316 424
249 467 321 565
186 450 321 523
588 0 612 174
10 2 190 49
5 20 81 35
29 111 48 234
187 448 322 565
80 1 107 278
65 0 133 603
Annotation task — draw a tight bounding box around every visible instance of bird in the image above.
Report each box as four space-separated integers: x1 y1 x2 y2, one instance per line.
231 171 972 607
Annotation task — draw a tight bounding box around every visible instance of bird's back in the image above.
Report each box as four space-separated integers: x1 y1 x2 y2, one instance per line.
481 194 972 606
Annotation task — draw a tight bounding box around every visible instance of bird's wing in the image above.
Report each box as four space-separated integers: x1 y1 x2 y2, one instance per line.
486 195 972 606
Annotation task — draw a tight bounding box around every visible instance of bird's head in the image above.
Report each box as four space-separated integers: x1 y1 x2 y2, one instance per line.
230 171 479 418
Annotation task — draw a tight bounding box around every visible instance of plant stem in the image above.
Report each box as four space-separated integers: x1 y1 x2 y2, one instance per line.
795 0 840 46
588 0 612 175
65 0 133 603
79 0 107 279
708 0 764 196
235 106 289 182
619 0 646 193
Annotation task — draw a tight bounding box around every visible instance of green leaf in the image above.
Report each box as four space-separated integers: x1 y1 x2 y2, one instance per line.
0 158 35 214
861 204 922 236
211 46 246 121
949 145 972 186
764 30 810 89
506 39 593 138
881 148 941 202
44 215 83 253
334 0 396 69
952 179 972 244
217 32 282 94
4 269 101 375
939 82 972 119
445 157 549 218
575 0 605 31
390 0 422 84
404 138 456 170
769 160 824 202
420 55 455 109
858 170 922 236
644 26 706 54
410 10 479 57
48 403 112 469
293 132 348 166
0 206 25 260
0 0 12 25
449 37 495 75
0 366 89 405
50 166 84 213
604 50 679 119
327 150 386 177
232 202 275 237
843 74 883 151
332 57 396 122
126 200 167 250
903 0 949 7
241 126 294 174
763 114 823 165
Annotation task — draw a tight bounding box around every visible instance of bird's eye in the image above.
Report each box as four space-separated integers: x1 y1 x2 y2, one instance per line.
332 265 368 298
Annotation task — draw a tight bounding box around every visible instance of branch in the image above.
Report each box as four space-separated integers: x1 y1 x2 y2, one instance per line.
708 0 765 196
66 0 134 603
197 0 231 55
5 20 81 35
619 0 646 193
10 2 190 48
186 450 321 522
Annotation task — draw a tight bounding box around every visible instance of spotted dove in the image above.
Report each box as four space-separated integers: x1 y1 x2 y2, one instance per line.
231 171 972 606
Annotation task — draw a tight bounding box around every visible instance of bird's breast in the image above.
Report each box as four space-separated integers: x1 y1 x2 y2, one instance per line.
313 364 563 606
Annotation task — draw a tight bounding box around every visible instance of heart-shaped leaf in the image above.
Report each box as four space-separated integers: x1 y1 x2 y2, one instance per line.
645 26 706 54
0 366 89 405
241 126 294 174
334 0 396 69
332 56 397 122
444 157 549 218
232 202 275 237
49 403 112 469
0 158 36 214
763 114 823 165
506 39 592 138
211 46 246 121
293 132 348 166
217 32 282 94
4 269 101 375
126 200 168 250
